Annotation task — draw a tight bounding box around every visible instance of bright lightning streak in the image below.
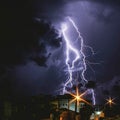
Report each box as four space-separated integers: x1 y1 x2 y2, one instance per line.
90 89 96 105
67 17 88 84
61 23 80 90
61 17 96 105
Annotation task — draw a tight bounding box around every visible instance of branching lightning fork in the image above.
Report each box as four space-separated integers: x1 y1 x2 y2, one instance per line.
61 17 96 105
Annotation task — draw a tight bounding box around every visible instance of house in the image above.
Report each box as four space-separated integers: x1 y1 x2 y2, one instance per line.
50 94 85 113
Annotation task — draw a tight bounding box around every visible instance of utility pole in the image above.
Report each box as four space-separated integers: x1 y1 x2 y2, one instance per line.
75 85 79 113
75 73 79 113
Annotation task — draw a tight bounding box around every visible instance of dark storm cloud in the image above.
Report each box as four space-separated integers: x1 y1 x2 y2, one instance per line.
95 76 120 103
34 0 120 32
89 0 120 20
0 0 62 96
29 19 62 67
87 2 120 24
1 0 120 99
0 1 62 69
91 0 120 5
86 81 96 89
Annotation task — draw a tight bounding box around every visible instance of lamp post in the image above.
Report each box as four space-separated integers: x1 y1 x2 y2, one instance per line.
75 86 80 113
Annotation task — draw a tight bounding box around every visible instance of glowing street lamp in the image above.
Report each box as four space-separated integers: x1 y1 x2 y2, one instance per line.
106 97 115 107
69 87 90 104
76 95 80 101
66 86 91 112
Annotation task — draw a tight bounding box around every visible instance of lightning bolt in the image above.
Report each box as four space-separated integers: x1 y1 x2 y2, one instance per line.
61 17 96 105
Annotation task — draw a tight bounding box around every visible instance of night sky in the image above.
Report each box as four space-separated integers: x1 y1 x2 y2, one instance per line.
1 0 120 104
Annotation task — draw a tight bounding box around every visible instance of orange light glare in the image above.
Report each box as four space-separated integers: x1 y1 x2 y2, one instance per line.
106 97 115 107
67 86 91 106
